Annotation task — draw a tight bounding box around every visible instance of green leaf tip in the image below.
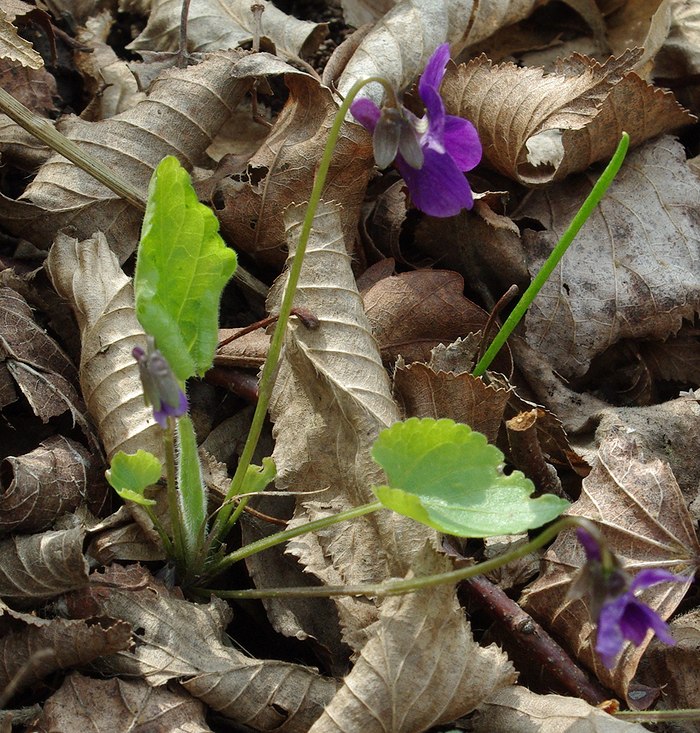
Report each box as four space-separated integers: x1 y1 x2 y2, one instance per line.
135 155 237 382
371 417 569 537
106 450 162 506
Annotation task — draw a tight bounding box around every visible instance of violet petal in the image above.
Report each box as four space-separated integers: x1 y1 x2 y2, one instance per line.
443 116 482 171
419 44 450 99
351 98 381 132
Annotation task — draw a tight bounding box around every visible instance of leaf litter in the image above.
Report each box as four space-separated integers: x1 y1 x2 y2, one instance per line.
0 0 699 731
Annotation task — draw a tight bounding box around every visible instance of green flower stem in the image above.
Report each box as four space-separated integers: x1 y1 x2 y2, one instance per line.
205 515 594 599
164 418 186 571
203 500 384 579
209 76 397 543
472 132 630 377
615 710 700 723
143 505 176 558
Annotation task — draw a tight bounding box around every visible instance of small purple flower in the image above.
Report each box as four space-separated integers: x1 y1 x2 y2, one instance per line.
351 44 481 218
575 528 686 669
133 337 188 428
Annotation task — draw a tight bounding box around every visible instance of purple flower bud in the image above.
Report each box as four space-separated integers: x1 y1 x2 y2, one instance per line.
351 43 482 218
133 337 188 428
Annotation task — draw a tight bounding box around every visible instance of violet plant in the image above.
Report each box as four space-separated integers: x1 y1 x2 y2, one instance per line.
103 44 688 675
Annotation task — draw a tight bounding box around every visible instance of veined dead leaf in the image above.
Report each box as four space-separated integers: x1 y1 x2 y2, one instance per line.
521 429 699 701
337 0 544 105
441 50 695 186
129 0 327 60
519 136 700 379
67 564 337 732
0 7 42 69
0 51 295 262
46 232 162 461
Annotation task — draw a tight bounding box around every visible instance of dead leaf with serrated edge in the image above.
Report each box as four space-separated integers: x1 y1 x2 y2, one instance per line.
441 50 695 186
521 429 699 702
46 232 162 462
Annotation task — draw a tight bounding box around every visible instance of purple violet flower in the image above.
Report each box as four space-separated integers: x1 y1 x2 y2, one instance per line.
351 44 482 218
133 337 188 428
575 528 686 669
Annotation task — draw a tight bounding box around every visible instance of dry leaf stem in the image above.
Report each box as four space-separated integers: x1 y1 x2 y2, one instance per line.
472 132 631 377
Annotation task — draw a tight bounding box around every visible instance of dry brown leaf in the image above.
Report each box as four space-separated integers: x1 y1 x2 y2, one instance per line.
46 232 162 462
521 429 699 700
638 609 700 731
441 50 694 186
0 51 294 262
518 136 700 379
470 686 648 733
605 0 671 73
214 74 373 268
393 361 510 442
0 615 131 701
340 0 397 26
308 584 515 733
68 564 337 732
337 0 543 104
362 270 497 365
129 0 327 59
0 526 89 605
0 436 95 535
0 8 42 69
37 673 211 733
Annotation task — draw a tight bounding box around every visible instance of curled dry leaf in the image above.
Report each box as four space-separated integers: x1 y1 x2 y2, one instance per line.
37 673 211 733
46 232 162 462
470 686 648 733
129 0 327 59
0 51 294 262
521 429 699 701
0 615 131 700
0 7 43 69
68 564 336 732
340 0 397 27
337 0 543 104
309 584 515 733
0 435 95 536
519 136 700 380
214 74 374 268
0 526 89 605
441 50 695 186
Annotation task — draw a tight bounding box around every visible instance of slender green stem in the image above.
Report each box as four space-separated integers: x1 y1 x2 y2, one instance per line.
472 132 630 377
143 506 176 557
615 710 700 723
164 418 185 571
205 516 593 598
203 500 383 579
209 76 397 542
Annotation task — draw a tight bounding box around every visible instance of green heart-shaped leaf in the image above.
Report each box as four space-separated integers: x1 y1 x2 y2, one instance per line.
371 417 568 537
106 450 162 507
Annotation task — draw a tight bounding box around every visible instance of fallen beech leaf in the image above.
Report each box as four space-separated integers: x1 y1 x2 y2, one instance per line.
0 51 295 262
129 0 327 59
0 527 89 605
340 0 396 27
605 0 671 72
70 565 336 732
363 270 497 365
521 429 699 700
519 136 700 379
38 673 210 733
0 8 42 69
0 436 96 535
441 51 695 185
337 0 543 103
309 585 515 733
393 360 510 442
46 232 163 461
0 616 131 700
214 74 373 268
470 686 647 732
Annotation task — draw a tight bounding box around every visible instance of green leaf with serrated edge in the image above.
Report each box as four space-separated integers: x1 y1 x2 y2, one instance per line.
106 450 162 507
239 457 276 495
371 418 569 537
134 156 237 381
176 415 207 560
